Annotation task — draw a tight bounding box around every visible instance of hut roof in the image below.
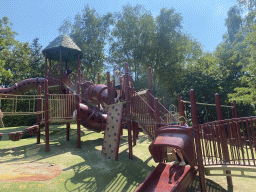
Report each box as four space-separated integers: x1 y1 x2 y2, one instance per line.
42 35 82 61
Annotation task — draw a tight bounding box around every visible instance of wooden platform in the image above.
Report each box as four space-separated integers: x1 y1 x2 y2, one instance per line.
205 165 256 178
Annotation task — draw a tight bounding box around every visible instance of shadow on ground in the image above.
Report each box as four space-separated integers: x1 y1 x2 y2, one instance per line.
0 126 229 192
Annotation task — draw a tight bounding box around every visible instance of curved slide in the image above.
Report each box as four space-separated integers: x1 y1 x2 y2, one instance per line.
135 126 197 192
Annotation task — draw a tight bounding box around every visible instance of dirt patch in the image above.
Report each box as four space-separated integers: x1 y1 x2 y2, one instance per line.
0 162 62 182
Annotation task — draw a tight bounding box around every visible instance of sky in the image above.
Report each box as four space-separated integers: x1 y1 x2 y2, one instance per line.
1 0 239 54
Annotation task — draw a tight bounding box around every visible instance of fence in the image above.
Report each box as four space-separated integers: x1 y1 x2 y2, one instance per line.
41 94 76 123
198 116 256 166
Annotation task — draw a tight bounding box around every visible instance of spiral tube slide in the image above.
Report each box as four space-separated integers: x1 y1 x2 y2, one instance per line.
74 103 107 132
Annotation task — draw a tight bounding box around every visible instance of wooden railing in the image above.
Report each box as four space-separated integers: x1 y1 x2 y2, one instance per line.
41 94 76 123
198 116 256 166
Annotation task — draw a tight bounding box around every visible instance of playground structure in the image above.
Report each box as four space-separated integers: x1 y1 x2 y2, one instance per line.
1 35 256 191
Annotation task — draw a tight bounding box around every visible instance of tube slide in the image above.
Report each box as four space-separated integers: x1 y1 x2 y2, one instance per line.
80 82 110 106
0 78 108 133
0 78 60 95
74 104 107 132
135 125 197 192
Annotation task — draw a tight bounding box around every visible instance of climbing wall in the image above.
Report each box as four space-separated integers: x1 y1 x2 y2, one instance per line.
102 102 124 160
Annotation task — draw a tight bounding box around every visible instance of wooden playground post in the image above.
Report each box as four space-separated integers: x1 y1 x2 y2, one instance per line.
49 57 51 78
180 100 186 117
131 87 138 146
125 63 133 159
59 49 63 94
233 100 238 118
44 53 48 79
37 85 41 144
163 97 167 123
148 67 153 91
44 79 50 152
97 72 100 110
66 88 70 141
190 89 206 192
107 71 110 105
215 93 233 189
154 98 161 129
65 59 70 141
177 94 184 117
76 81 81 148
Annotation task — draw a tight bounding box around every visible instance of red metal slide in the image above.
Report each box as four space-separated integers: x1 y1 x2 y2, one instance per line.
135 126 197 192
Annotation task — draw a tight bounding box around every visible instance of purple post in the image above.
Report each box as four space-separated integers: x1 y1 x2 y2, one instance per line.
37 85 41 144
44 53 48 79
77 82 81 148
154 98 161 129
49 57 51 78
215 93 233 189
148 67 153 91
180 100 186 117
66 88 70 141
59 49 63 94
233 100 238 118
215 93 223 120
44 79 49 152
190 89 206 192
125 63 133 159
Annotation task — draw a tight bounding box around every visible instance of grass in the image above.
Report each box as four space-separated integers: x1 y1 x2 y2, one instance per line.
0 124 255 192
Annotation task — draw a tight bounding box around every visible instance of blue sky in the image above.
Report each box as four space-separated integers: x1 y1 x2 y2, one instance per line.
1 0 238 53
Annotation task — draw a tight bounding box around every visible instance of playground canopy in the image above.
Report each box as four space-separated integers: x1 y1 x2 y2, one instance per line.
42 35 82 61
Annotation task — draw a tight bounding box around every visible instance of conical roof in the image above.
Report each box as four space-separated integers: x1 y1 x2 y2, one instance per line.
42 35 82 61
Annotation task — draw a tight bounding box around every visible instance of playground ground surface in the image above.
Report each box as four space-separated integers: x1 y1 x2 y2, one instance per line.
0 124 255 192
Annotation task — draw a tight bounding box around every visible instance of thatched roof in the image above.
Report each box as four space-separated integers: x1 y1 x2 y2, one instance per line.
42 35 82 61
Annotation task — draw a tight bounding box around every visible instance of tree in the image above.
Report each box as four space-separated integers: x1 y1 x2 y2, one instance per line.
59 5 113 81
0 16 19 85
177 53 221 123
2 41 32 86
29 38 44 78
110 4 155 82
225 6 243 43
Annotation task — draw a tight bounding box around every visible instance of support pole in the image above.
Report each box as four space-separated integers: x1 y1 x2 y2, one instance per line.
66 88 70 141
107 71 110 105
44 79 50 152
76 82 81 148
125 63 133 159
177 94 182 116
98 72 100 110
180 100 186 117
190 89 206 192
44 53 48 79
233 100 238 118
215 93 233 189
77 55 81 83
49 57 51 78
60 49 63 94
37 85 41 144
163 97 167 123
148 67 153 91
154 98 161 129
